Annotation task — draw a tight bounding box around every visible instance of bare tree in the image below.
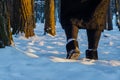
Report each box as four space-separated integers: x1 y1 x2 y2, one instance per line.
0 0 13 48
115 0 120 30
12 0 35 38
44 0 56 36
107 1 113 30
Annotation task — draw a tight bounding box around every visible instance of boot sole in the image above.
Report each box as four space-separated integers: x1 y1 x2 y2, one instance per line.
67 53 80 60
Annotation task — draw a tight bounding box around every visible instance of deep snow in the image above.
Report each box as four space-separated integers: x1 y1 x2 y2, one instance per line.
0 15 120 80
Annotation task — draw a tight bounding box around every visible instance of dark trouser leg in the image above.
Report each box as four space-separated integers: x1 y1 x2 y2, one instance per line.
87 29 102 50
64 25 80 59
64 25 79 41
86 29 102 60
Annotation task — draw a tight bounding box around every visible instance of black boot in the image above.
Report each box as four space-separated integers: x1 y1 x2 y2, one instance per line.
86 50 98 60
66 40 80 60
0 41 5 48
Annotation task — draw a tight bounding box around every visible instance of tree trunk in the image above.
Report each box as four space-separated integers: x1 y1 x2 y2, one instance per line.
115 0 120 30
12 0 35 38
107 1 113 30
0 0 13 48
44 0 56 36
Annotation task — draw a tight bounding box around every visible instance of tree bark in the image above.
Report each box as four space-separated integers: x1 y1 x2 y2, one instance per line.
107 1 113 30
12 0 35 38
44 0 56 36
115 0 120 30
0 0 13 48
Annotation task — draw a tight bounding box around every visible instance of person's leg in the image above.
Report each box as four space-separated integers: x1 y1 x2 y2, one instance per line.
86 29 102 60
64 24 78 41
64 24 80 59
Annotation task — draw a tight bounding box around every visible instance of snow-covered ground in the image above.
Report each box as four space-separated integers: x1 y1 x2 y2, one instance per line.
0 15 120 80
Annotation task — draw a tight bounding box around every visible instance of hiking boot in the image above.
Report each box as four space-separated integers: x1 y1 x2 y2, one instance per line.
66 40 80 60
86 49 98 60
